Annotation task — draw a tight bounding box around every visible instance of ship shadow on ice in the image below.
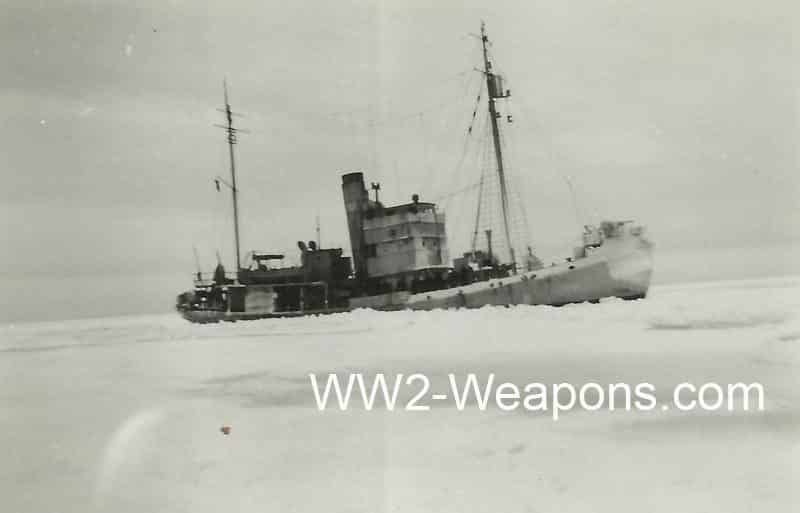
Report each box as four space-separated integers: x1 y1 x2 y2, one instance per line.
186 369 317 408
0 334 175 354
646 277 799 331
0 320 374 355
647 313 790 331
776 331 800 342
608 408 800 437
202 370 310 387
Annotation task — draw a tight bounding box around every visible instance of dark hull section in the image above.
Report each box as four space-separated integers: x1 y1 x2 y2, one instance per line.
179 307 351 324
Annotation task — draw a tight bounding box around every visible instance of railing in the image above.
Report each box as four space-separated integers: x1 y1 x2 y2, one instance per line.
192 271 238 285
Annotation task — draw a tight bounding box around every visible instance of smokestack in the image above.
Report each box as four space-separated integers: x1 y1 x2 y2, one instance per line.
341 172 368 282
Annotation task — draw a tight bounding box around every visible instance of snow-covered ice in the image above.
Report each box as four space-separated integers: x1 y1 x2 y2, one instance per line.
1 277 798 512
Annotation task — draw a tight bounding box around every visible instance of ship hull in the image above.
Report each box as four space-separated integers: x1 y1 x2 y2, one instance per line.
413 240 651 309
178 228 653 322
178 307 351 324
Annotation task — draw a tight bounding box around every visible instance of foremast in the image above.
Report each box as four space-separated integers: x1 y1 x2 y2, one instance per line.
480 22 515 268
215 80 245 278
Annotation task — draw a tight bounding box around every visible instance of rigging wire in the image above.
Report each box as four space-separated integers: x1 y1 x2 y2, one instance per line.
471 171 486 251
442 78 485 194
435 85 491 257
563 174 585 228
431 180 482 203
494 87 534 260
474 32 549 262
474 113 496 255
325 69 475 127
420 70 483 206
368 68 476 198
511 93 600 227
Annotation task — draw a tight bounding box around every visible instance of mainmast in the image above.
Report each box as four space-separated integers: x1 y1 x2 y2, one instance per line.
216 80 244 276
480 22 515 268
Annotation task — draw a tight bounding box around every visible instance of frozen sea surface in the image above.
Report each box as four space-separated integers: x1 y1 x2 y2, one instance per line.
1 277 798 512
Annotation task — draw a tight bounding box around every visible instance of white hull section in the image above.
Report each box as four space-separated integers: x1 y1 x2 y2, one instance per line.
353 224 654 311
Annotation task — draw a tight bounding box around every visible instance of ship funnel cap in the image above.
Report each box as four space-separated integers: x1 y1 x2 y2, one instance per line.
341 172 364 185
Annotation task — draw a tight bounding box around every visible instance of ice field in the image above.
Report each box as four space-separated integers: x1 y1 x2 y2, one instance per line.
1 276 798 512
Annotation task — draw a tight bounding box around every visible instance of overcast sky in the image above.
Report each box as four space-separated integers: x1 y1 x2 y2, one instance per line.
0 0 797 321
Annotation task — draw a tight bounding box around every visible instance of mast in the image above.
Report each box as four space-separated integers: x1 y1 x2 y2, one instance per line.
480 22 515 268
315 213 321 248
220 80 242 275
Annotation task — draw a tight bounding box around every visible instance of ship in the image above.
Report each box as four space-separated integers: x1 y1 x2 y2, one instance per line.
175 23 654 323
